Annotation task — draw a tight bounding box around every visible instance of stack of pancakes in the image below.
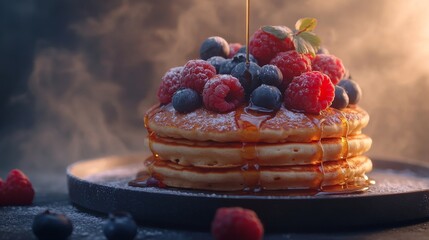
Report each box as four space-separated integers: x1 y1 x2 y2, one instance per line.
144 104 372 192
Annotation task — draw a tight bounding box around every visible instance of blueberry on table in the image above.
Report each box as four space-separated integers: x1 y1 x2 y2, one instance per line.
249 84 282 112
32 210 73 240
200 36 230 60
231 62 261 96
259 64 283 87
172 88 202 113
331 85 349 110
338 79 362 104
103 211 138 240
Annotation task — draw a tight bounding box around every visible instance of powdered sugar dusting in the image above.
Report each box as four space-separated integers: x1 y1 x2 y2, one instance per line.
152 106 237 132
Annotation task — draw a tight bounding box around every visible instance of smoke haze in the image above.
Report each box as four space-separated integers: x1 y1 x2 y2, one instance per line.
1 0 429 173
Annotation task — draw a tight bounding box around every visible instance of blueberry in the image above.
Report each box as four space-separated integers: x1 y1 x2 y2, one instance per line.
249 84 282 112
343 69 352 80
103 212 137 240
338 79 362 104
317 47 329 55
32 210 73 240
237 46 247 54
172 88 201 113
259 64 283 87
331 86 349 110
232 52 258 65
218 59 236 74
199 36 229 60
231 62 261 96
206 56 226 74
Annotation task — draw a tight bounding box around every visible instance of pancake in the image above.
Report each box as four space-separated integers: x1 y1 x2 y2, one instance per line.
145 155 372 191
145 104 369 143
147 134 372 167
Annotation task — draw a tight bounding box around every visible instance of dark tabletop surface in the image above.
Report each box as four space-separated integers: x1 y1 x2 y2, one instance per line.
1 172 429 240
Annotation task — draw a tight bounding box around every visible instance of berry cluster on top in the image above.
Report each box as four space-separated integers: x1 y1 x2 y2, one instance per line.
157 18 362 115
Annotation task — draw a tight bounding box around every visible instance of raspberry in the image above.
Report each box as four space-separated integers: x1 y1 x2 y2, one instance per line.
2 169 35 206
312 54 345 85
285 71 335 114
228 43 242 58
211 207 264 240
203 75 244 113
182 60 216 93
270 50 312 91
157 66 184 104
249 26 294 66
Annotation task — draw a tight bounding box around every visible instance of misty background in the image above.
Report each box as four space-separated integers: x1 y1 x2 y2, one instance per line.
1 0 428 175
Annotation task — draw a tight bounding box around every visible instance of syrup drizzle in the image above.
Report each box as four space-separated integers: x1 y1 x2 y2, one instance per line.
305 113 327 190
245 0 251 65
234 107 275 192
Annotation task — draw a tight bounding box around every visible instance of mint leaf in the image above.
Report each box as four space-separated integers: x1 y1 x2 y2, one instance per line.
295 18 317 32
262 25 290 40
299 32 321 50
293 33 320 56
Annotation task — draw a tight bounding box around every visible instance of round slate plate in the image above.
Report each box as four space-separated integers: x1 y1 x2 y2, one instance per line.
67 153 429 231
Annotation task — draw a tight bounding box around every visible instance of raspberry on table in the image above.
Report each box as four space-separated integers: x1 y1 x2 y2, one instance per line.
285 71 335 114
312 54 345 85
157 66 184 104
181 60 216 93
249 26 295 66
211 207 264 240
2 169 35 206
203 75 244 113
228 43 242 58
270 50 312 91
0 178 6 206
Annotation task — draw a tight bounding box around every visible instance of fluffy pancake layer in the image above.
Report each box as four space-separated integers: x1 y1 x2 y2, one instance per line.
148 134 372 167
145 104 370 143
145 156 372 191
144 104 372 192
